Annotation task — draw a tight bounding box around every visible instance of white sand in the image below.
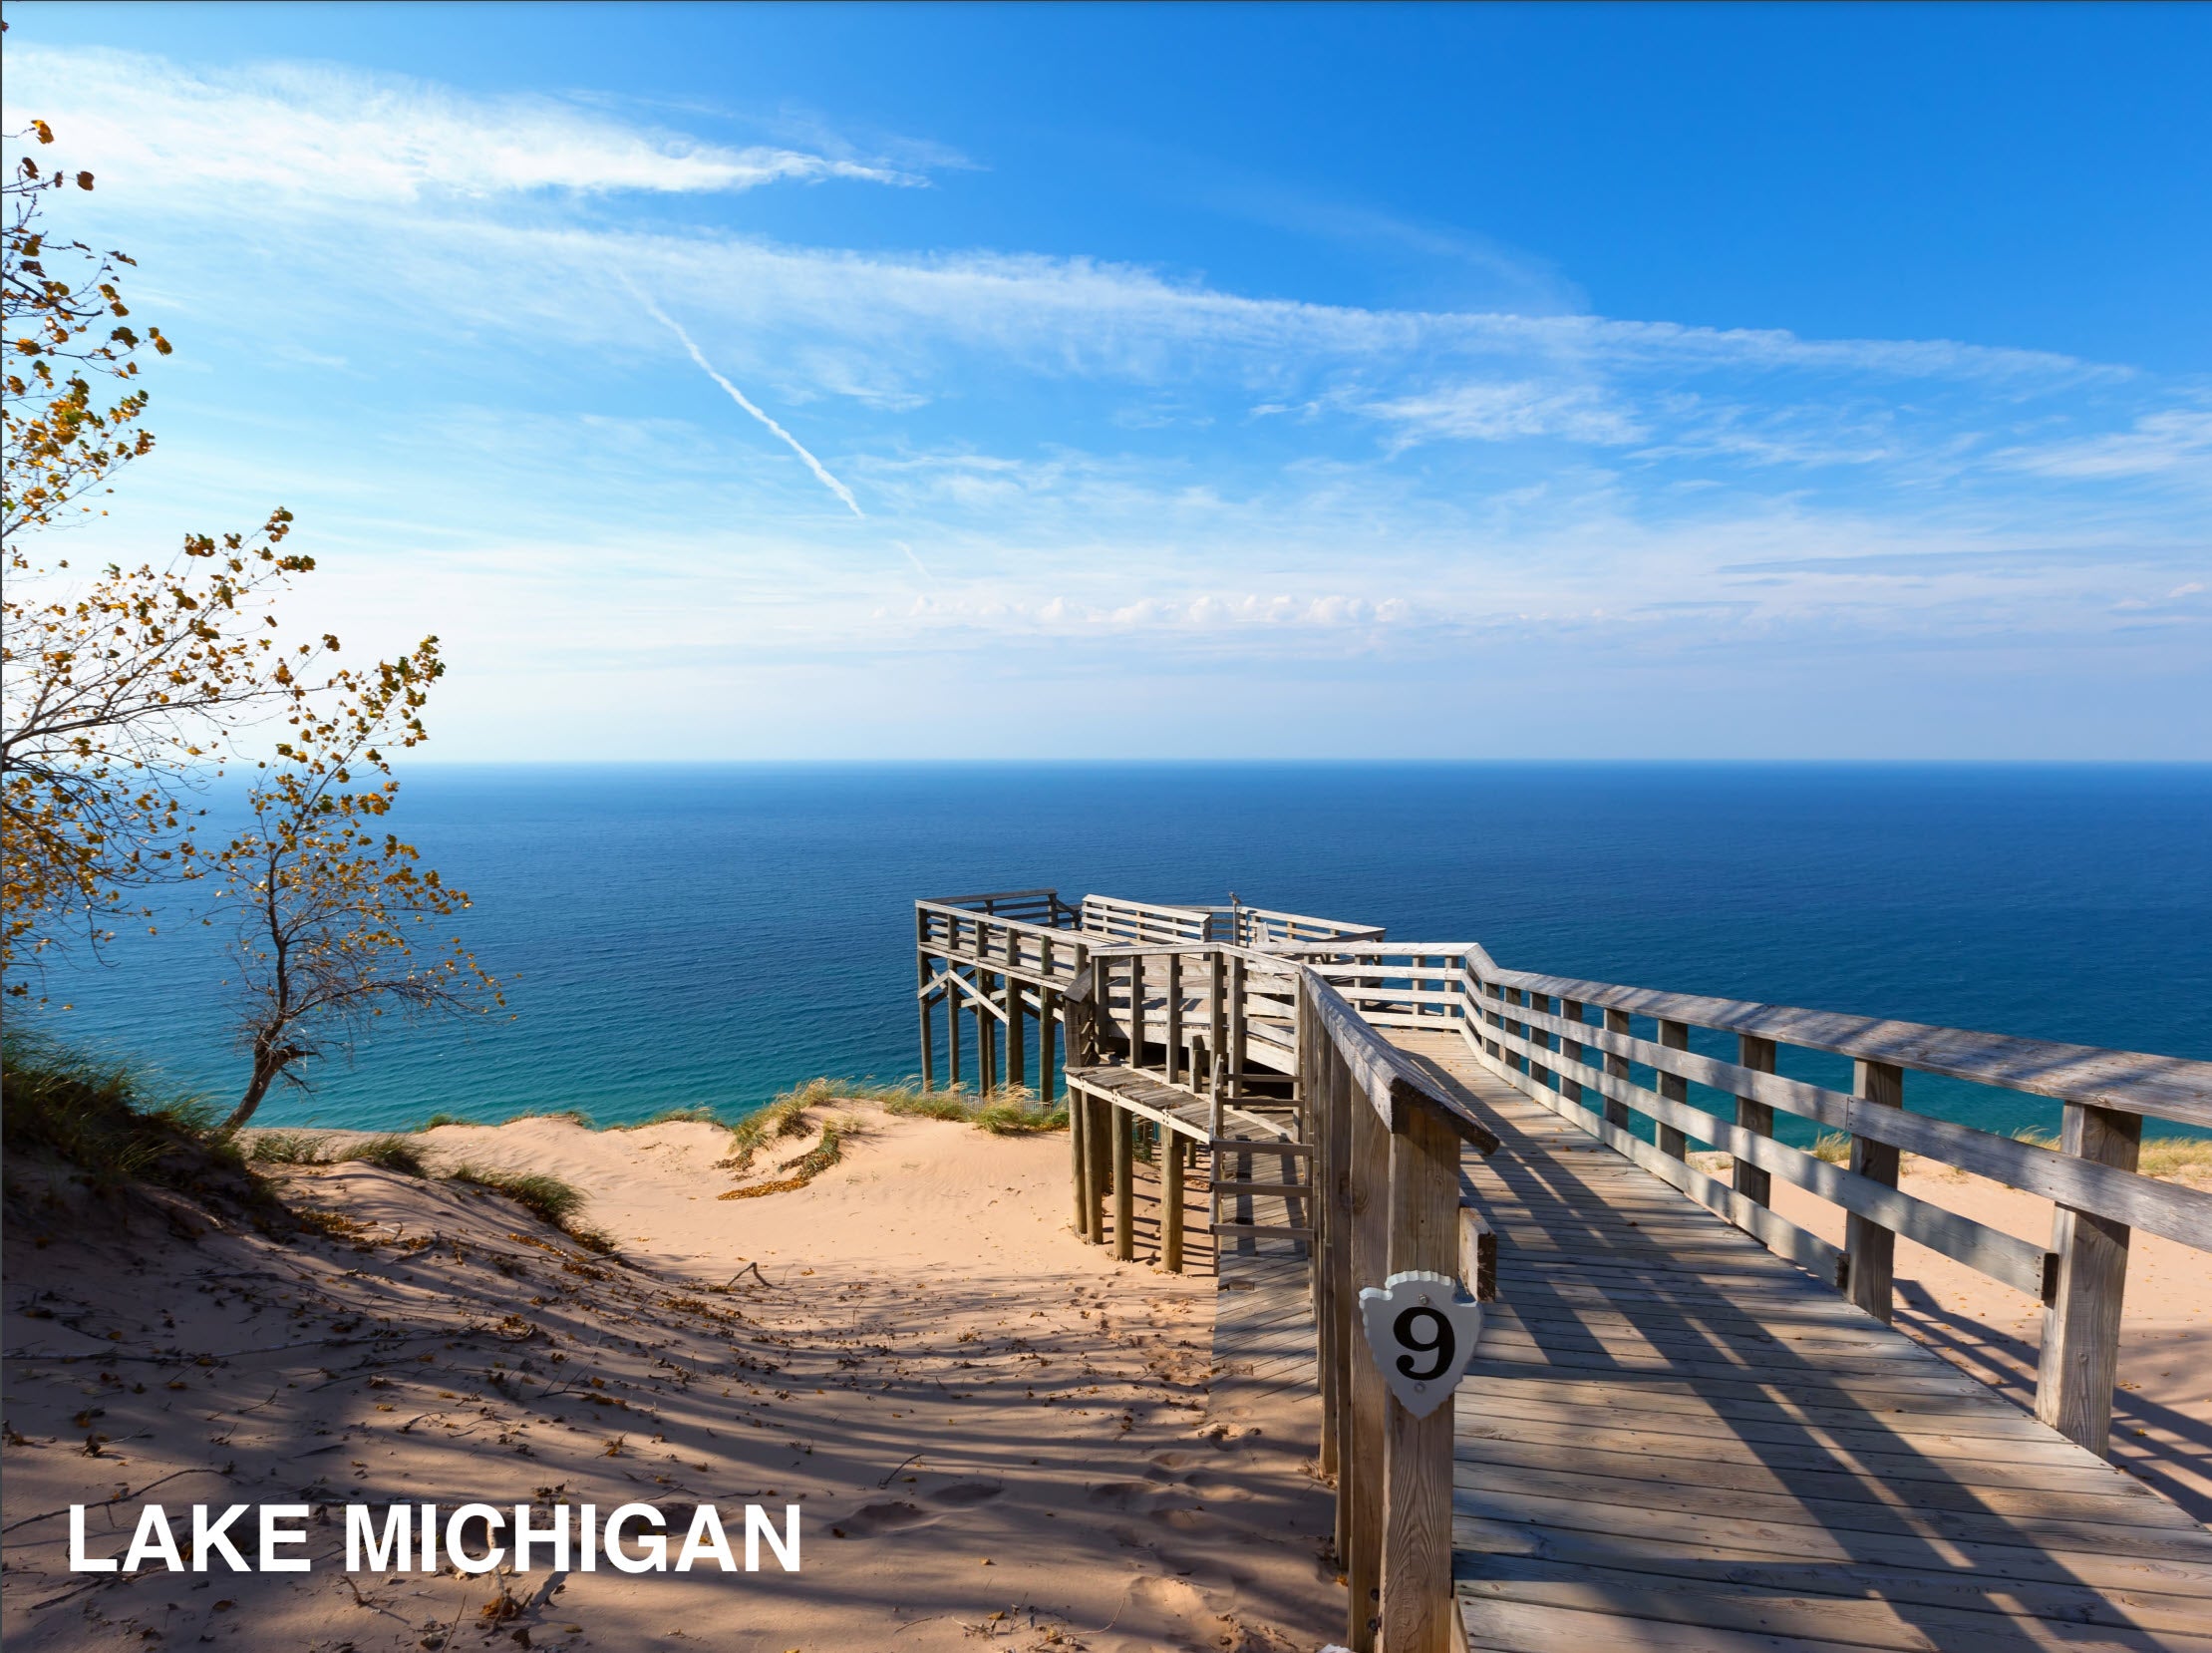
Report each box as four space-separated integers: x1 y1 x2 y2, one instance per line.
1 1104 1339 1652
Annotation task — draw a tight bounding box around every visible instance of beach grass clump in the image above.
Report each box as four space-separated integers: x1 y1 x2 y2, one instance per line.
0 1032 259 1202
2139 1136 2212 1181
618 1105 723 1130
248 1131 337 1165
446 1162 587 1226
342 1135 431 1176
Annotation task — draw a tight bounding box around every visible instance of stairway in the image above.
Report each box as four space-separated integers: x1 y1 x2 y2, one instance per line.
1063 1063 1314 1246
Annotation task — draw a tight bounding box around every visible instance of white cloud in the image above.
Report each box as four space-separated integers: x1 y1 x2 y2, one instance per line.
6 45 927 201
1997 410 2212 481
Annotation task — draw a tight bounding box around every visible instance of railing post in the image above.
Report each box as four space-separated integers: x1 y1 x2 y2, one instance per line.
1734 1034 1777 1206
1208 951 1227 1097
1503 987 1526 1076
1344 1079 1391 1651
917 910 936 1092
980 973 998 1098
1656 1019 1691 1160
1525 991 1553 1091
1377 1098 1462 1653
1005 932 1025 1095
1846 1060 1905 1320
1228 954 1248 1100
1558 998 1584 1105
1039 937 1058 1105
1165 951 1183 1087
2037 1102 2141 1457
1129 955 1148 1076
1603 1009 1632 1130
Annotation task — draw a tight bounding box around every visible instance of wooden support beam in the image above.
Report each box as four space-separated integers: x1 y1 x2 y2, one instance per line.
948 978 962 1090
1229 954 1248 1101
1112 1104 1134 1263
1070 1070 1091 1239
1378 1099 1462 1653
1656 1018 1691 1160
1086 1095 1108 1245
1162 1134 1184 1272
2037 1101 2141 1457
1734 1034 1777 1207
1846 1059 1905 1321
1005 962 1025 1096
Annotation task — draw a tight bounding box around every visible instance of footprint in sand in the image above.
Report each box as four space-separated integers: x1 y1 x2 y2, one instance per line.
924 1480 1004 1507
832 1500 942 1538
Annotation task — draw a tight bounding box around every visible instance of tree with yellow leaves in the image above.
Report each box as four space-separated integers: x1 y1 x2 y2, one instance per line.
3 98 499 1114
2 113 339 993
210 638 502 1132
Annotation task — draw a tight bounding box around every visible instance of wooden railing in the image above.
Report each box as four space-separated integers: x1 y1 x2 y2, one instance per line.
1298 969 1497 1653
1280 939 2212 1459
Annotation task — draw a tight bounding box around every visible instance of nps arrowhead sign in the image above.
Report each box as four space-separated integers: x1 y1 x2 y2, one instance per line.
1358 1270 1484 1417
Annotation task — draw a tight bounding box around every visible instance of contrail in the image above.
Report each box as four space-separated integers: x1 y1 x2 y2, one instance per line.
620 274 864 518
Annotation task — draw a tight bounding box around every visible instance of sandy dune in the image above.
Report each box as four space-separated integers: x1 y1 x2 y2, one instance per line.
1 1105 1340 1652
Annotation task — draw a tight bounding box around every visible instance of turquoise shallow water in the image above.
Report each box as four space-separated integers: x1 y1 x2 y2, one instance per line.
27 762 2212 1142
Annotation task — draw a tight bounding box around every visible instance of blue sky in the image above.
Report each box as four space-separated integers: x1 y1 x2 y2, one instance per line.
7 2 2209 759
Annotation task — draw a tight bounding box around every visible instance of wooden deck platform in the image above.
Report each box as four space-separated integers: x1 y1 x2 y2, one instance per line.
1384 1028 2212 1653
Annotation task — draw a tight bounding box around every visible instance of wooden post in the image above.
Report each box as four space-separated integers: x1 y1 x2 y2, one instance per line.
1071 1082 1091 1239
1208 952 1227 1096
1040 937 1058 1105
1228 955 1248 1099
1558 998 1584 1105
1734 1035 1777 1206
1344 1080 1391 1652
2037 1102 2141 1457
976 973 997 1099
1086 1095 1109 1245
1503 988 1525 1077
1162 1134 1184 1272
1378 1100 1462 1653
1525 991 1553 1092
1656 1019 1691 1160
1322 1046 1356 1499
948 974 963 1091
1846 1060 1905 1321
1165 951 1183 1087
1112 1105 1134 1262
1129 956 1147 1076
917 913 935 1091
1006 968 1025 1096
1603 1008 1632 1130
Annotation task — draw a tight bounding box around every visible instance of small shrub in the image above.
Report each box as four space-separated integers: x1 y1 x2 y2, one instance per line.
419 1113 467 1131
1809 1131 1853 1164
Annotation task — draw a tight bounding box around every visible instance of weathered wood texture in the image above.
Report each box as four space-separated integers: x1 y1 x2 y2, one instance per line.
1387 1028 2212 1653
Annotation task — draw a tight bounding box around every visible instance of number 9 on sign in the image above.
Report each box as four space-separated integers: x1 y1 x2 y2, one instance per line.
1358 1270 1484 1417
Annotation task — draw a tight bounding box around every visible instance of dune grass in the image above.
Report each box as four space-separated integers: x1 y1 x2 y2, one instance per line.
0 1032 263 1203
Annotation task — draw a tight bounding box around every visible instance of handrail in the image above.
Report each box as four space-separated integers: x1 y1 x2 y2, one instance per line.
1462 944 2212 1131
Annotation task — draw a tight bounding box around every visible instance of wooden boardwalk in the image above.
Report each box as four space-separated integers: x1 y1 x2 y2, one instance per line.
1388 1028 2212 1653
913 888 2212 1650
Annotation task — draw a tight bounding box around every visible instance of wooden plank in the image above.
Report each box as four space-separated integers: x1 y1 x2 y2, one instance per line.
1162 1132 1184 1273
1448 1460 2212 1564
1346 1060 1392 1652
1307 969 1502 1153
1450 1513 2212 1637
1454 1586 2212 1653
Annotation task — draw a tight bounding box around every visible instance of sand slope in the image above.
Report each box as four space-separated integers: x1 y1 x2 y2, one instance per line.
1 1104 1340 1652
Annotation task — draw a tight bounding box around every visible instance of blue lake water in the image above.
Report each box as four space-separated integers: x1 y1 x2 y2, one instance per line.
26 763 2212 1143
